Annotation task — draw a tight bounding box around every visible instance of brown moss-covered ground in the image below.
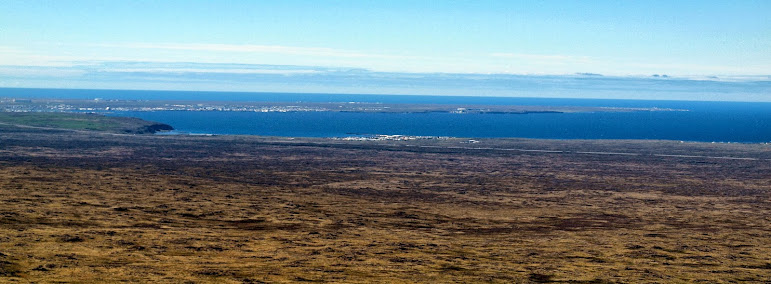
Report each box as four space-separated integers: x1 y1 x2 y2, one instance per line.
1 125 770 283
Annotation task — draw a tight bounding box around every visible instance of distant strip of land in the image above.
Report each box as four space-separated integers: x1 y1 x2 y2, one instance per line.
1 97 686 114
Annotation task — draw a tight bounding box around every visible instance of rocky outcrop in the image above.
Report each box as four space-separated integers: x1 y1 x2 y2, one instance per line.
125 123 174 134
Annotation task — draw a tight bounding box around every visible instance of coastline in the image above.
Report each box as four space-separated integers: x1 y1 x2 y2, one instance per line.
2 95 769 143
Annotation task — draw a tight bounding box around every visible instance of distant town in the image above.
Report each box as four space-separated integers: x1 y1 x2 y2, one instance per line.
333 134 453 141
1 98 328 113
0 97 687 114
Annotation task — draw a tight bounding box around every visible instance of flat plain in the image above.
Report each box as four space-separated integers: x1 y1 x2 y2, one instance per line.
1 122 770 283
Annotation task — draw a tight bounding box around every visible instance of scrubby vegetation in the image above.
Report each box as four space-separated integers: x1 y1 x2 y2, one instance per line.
0 125 769 282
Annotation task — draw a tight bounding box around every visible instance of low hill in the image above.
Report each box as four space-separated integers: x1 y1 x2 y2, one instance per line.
0 112 173 134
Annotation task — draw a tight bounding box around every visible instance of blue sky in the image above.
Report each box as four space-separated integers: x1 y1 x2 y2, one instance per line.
0 0 769 100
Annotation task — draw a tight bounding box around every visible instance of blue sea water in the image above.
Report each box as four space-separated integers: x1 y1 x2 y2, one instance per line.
1 88 770 142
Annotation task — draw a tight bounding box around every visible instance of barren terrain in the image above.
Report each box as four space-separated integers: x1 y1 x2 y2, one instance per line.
1 124 770 283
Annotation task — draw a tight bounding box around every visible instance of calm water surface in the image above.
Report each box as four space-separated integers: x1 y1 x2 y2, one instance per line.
2 88 769 142
110 101 770 142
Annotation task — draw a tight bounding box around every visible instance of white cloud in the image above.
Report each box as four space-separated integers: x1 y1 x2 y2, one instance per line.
620 61 771 77
99 67 321 75
0 66 86 77
0 46 105 67
490 52 593 63
1 42 768 76
0 46 21 53
96 43 412 60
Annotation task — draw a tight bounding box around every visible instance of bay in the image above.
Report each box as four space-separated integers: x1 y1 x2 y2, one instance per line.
2 88 769 142
109 103 770 142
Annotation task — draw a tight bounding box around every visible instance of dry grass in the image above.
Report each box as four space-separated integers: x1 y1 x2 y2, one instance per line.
0 128 770 283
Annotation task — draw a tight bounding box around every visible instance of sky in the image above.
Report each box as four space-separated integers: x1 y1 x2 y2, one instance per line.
0 0 769 100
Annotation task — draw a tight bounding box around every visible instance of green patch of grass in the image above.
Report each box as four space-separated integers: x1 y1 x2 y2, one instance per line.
0 112 172 134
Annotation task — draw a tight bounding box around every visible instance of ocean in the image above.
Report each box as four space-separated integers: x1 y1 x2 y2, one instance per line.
2 88 770 142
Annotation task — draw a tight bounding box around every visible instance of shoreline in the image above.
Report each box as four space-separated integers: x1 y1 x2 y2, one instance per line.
156 131 771 145
2 97 768 143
